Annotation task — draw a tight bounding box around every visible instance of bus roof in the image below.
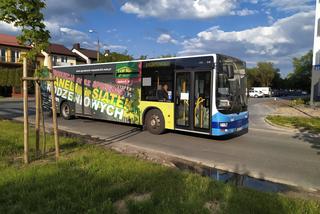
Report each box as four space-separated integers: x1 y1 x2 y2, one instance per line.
53 53 244 69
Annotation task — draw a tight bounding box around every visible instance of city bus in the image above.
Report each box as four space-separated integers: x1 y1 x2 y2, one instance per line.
47 54 248 136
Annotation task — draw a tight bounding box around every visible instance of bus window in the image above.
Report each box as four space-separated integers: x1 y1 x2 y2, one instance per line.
141 60 174 102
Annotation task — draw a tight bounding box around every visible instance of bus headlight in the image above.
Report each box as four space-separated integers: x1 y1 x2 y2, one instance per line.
220 122 229 128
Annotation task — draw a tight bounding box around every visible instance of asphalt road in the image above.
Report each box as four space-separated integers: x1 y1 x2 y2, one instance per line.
0 98 319 191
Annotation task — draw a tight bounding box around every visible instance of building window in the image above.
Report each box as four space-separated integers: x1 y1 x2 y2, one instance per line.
53 55 57 66
11 50 20 63
0 48 6 62
61 56 67 63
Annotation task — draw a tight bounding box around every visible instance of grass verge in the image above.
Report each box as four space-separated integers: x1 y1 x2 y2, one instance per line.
266 115 320 133
0 120 319 213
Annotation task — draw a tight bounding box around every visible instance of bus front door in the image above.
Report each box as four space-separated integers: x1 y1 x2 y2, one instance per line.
75 74 93 116
175 71 211 133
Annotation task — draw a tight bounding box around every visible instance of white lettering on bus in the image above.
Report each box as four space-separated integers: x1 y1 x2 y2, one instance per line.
84 97 91 107
114 108 124 120
106 105 115 116
92 99 100 111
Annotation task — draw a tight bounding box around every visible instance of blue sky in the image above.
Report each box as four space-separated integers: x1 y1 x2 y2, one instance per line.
0 0 316 76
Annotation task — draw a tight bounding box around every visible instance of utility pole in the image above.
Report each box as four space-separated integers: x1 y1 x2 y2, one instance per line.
89 29 100 62
311 0 320 105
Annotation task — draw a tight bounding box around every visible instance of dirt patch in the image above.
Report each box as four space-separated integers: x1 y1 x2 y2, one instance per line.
204 200 221 214
114 193 152 214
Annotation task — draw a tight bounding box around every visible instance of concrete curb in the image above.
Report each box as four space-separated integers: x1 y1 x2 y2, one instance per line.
5 116 319 193
265 117 320 137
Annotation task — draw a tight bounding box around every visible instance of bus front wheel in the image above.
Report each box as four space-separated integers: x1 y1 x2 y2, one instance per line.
145 109 165 135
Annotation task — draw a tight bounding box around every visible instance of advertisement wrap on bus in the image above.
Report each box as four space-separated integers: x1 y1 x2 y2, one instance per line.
44 54 249 137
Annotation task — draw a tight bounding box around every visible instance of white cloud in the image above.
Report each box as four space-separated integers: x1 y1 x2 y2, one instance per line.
0 21 19 35
121 0 237 19
179 11 315 74
157 34 178 44
231 8 258 16
266 0 314 12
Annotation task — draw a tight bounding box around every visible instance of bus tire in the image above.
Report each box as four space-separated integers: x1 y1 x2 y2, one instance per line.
61 101 72 120
145 109 165 135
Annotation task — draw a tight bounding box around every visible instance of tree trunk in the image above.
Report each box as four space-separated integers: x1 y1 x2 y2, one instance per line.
48 55 59 159
23 57 29 164
35 81 40 157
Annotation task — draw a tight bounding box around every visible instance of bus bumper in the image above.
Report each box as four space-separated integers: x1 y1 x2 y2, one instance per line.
211 111 249 136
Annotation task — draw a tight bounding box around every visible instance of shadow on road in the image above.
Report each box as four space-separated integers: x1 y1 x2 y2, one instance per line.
168 128 249 142
292 130 320 155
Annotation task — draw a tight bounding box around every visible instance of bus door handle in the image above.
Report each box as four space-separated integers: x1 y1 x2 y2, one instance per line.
176 96 180 105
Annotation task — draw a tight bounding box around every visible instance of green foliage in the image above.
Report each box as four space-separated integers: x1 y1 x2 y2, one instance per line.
247 62 278 88
287 50 312 92
159 54 176 58
99 51 133 63
0 67 22 87
290 98 308 107
267 115 320 133
139 55 148 60
0 0 50 60
0 120 320 213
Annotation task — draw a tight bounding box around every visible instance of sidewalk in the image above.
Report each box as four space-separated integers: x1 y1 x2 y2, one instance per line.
0 97 35 103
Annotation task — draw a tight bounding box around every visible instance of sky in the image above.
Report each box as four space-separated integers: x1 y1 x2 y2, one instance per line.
0 0 317 76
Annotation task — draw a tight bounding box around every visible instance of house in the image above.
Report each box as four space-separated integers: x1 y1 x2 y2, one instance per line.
71 43 98 64
0 34 31 97
39 43 77 67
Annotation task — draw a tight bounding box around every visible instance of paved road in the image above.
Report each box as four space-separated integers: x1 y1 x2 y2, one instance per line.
0 98 319 191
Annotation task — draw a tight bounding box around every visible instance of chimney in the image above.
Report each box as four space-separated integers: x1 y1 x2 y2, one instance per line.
73 43 80 50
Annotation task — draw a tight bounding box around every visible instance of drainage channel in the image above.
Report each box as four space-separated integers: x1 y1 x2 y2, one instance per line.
172 161 292 193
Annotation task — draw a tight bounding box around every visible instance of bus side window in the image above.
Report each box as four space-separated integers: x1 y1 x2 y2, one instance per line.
141 60 174 102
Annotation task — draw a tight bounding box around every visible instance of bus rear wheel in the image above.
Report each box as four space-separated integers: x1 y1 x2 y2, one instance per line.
61 102 72 120
145 109 165 135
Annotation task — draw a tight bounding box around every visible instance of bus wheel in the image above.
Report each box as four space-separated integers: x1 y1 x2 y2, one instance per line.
61 102 72 120
145 109 165 135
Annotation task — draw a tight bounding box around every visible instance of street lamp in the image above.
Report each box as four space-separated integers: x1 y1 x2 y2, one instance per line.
89 29 100 62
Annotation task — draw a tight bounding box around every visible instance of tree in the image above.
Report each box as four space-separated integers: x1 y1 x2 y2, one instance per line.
0 0 50 59
287 50 312 92
159 54 176 58
247 62 279 88
100 51 133 62
256 62 276 87
0 0 51 164
246 67 259 89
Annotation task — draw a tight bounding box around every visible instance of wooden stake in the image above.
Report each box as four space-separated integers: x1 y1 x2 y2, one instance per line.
35 81 40 157
48 56 59 159
23 57 29 164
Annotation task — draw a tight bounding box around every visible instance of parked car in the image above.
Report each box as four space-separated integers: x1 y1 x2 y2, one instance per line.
251 87 272 97
249 89 265 98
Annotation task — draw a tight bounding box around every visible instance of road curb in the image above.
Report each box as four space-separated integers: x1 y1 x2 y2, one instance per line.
265 116 320 137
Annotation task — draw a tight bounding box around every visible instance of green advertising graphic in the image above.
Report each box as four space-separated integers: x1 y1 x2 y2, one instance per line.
50 62 142 125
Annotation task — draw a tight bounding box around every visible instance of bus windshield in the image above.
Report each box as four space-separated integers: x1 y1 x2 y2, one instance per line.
216 55 248 114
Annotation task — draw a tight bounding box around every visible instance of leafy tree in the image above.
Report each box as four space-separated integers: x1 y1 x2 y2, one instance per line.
287 50 312 92
0 0 50 60
256 62 276 87
100 51 133 62
139 55 148 60
159 54 176 58
247 67 259 89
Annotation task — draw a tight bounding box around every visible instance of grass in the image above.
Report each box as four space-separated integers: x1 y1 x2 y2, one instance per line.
267 115 320 133
0 120 319 213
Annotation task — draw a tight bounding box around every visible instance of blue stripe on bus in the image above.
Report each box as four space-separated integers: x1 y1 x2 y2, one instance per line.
211 111 249 136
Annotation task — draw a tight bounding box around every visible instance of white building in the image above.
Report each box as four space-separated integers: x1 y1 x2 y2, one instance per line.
311 0 320 105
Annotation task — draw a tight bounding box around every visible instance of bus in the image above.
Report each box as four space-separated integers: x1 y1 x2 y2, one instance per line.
47 54 248 136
